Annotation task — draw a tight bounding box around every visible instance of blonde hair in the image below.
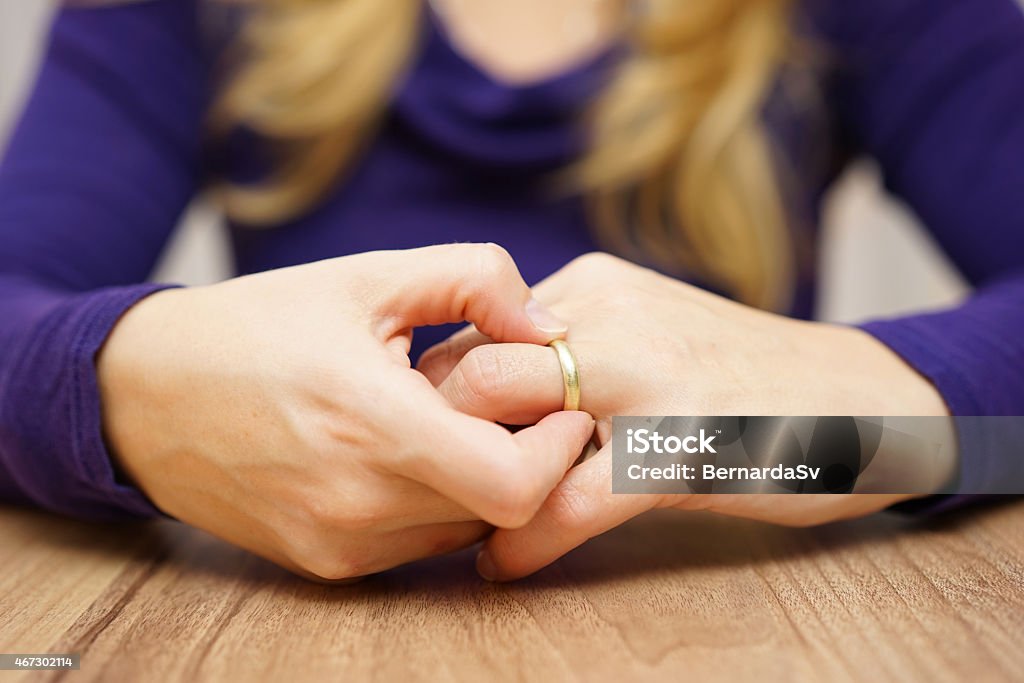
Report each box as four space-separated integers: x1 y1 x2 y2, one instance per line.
211 0 797 309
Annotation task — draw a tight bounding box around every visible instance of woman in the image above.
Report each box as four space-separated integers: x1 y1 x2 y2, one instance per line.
0 0 1021 581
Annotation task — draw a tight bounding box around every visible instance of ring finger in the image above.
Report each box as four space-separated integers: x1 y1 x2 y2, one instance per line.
430 342 571 424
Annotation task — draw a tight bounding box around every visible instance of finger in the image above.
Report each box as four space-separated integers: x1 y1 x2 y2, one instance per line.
360 244 568 345
435 343 565 424
477 446 658 581
402 402 595 529
416 327 491 386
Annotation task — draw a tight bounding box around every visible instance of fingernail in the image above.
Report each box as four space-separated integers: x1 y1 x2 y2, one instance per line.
526 298 568 335
476 550 498 582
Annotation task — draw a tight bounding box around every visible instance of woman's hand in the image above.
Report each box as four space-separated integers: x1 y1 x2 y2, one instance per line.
97 244 594 582
418 253 954 581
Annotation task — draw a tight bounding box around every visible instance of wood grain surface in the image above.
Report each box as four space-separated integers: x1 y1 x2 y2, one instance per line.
1 500 1023 682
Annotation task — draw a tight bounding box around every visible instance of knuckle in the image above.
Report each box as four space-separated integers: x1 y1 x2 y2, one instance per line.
454 346 511 405
547 479 595 531
295 495 339 534
473 243 515 280
299 551 364 582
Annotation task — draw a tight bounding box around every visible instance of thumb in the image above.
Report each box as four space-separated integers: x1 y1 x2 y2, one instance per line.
357 244 568 344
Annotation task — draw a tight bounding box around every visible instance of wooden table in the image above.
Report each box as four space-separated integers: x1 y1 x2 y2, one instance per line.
2 500 1023 682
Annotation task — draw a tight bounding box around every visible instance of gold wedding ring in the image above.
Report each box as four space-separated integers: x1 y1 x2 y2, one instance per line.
548 339 581 412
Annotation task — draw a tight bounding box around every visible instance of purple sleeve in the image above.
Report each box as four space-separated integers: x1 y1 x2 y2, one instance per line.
818 0 1024 500
0 1 206 519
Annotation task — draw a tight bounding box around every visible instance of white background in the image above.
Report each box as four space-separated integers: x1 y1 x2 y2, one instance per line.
0 2 968 321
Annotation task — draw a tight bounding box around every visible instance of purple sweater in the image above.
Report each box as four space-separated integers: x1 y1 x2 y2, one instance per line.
1 0 1023 521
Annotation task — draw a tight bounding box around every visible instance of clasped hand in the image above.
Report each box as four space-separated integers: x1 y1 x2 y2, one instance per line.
98 247 951 582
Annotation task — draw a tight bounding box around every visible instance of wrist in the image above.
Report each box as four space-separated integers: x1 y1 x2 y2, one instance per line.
95 287 191 494
809 323 951 417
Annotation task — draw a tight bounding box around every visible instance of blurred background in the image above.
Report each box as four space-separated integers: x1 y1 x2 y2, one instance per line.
0 2 967 322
